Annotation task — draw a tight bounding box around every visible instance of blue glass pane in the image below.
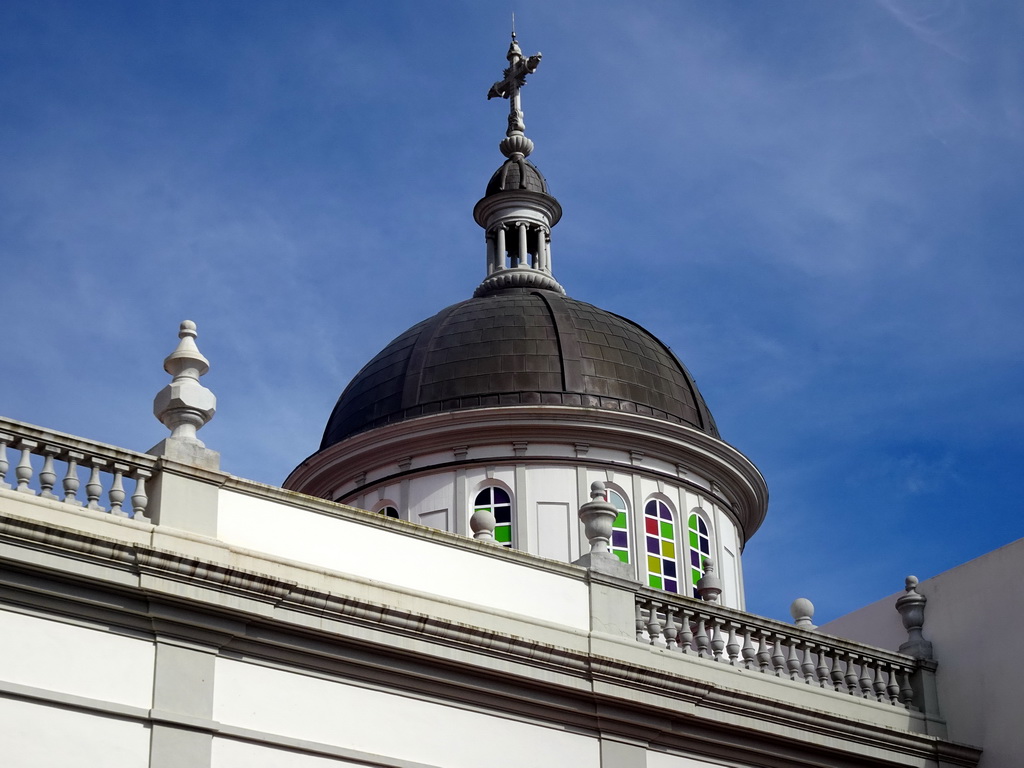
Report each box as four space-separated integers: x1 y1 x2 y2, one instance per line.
665 579 678 593
493 487 510 504
494 507 511 524
660 505 672 521
691 550 701 567
612 530 628 547
644 500 658 515
646 537 659 554
664 560 677 578
698 517 708 535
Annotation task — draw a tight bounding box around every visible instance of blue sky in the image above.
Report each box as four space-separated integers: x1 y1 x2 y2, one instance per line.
2 1 1022 623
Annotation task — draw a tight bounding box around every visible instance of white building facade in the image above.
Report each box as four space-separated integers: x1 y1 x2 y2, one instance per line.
0 32 992 768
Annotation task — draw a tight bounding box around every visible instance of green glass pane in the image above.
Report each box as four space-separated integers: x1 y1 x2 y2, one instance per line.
660 521 674 539
692 568 701 583
688 513 697 527
494 524 511 543
689 531 699 548
613 512 627 528
614 550 629 564
649 575 663 589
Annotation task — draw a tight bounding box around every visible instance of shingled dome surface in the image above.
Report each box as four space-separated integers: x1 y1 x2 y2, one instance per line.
320 287 719 448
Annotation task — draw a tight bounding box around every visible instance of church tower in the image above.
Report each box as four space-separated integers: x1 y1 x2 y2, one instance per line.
284 33 767 609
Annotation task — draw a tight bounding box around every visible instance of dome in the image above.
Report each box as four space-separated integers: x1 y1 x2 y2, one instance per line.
320 287 719 449
485 158 550 196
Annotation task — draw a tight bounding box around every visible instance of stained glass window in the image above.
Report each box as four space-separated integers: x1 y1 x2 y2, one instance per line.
644 499 678 593
475 487 513 547
377 505 399 519
607 489 629 564
688 511 711 598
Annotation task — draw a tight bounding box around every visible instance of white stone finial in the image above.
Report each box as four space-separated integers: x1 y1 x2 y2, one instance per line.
790 597 816 629
149 321 220 469
896 574 932 659
696 556 723 603
572 481 633 579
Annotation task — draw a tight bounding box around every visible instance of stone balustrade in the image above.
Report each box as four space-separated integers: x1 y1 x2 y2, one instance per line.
634 588 918 709
0 417 156 519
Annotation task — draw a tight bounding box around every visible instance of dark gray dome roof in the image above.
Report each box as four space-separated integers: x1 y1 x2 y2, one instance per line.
485 158 550 196
320 287 719 449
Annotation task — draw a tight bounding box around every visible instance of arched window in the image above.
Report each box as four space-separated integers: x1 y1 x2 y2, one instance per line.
644 499 678 593
474 487 513 547
378 505 400 520
688 510 712 598
607 489 630 564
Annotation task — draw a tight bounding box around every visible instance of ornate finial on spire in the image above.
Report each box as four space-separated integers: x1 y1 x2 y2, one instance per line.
149 320 220 469
487 29 542 160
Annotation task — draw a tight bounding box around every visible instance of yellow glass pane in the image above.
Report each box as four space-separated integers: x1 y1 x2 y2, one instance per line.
663 541 675 559
647 554 661 575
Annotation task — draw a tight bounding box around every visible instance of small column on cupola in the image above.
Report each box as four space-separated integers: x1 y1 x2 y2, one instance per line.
473 29 565 297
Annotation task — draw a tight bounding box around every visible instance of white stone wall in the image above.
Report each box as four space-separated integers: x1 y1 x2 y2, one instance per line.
217 489 591 630
212 658 601 768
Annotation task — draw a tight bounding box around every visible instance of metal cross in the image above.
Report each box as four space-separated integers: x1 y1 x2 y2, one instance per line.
487 32 542 137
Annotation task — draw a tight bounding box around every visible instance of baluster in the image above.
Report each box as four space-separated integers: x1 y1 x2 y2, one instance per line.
645 599 663 646
86 458 106 511
108 464 128 517
872 663 887 702
801 643 817 684
830 651 846 691
635 600 645 642
131 469 151 520
741 628 756 670
663 606 679 650
844 654 860 695
38 446 59 499
756 633 771 673
0 434 11 489
62 451 83 505
15 440 37 494
771 634 787 677
859 659 874 699
725 622 740 666
677 607 693 654
710 617 725 662
816 647 831 688
886 665 901 705
694 614 710 658
898 667 915 709
786 639 801 681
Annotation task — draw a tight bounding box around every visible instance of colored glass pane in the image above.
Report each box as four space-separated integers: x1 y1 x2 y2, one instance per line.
687 510 712 598
649 575 663 590
608 490 630 566
476 487 513 548
644 499 678 594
